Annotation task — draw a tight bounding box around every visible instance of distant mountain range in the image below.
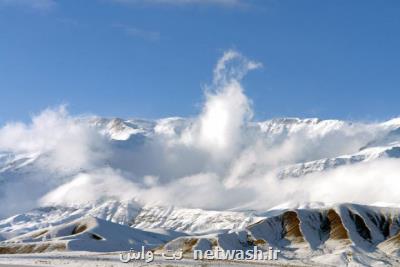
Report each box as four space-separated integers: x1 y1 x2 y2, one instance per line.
1 116 400 266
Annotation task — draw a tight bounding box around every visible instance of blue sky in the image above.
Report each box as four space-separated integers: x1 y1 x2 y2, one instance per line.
0 0 399 124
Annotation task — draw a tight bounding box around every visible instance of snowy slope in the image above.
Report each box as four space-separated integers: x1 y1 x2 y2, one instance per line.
1 216 183 253
156 204 400 266
0 204 264 240
0 201 140 240
2 203 400 265
278 144 400 178
132 206 264 234
1 116 400 266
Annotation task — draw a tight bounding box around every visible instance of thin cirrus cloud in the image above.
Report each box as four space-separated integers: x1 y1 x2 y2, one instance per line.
111 0 247 8
113 23 161 41
0 0 56 10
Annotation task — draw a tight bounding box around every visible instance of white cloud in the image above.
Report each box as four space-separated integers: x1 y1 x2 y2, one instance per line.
0 105 109 171
40 168 141 206
181 50 260 160
0 0 55 10
1 50 400 217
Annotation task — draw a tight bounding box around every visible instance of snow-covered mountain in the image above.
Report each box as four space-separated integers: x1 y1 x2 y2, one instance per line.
1 115 400 214
1 215 183 253
2 116 400 179
3 203 400 266
85 116 400 180
2 115 400 266
156 203 400 266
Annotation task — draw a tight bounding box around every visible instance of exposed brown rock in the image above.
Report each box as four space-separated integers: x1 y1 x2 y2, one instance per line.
378 231 400 255
182 238 198 253
326 209 349 240
253 239 266 245
0 242 66 254
72 224 88 235
31 230 48 239
282 211 304 243
388 216 400 237
384 232 400 247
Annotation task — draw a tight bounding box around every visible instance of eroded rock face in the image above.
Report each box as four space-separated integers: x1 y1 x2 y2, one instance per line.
282 211 304 243
3 204 400 267
368 212 391 238
0 242 66 254
157 204 400 259
246 209 350 249
378 231 400 255
326 209 349 240
348 209 372 241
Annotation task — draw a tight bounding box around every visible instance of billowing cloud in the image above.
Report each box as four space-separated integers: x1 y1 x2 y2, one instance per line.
0 50 400 218
181 50 261 160
0 106 108 171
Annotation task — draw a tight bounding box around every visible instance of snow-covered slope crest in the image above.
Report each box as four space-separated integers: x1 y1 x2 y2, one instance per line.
2 203 400 265
0 201 141 240
132 206 264 234
0 204 265 241
3 115 399 170
0 216 183 254
90 116 400 143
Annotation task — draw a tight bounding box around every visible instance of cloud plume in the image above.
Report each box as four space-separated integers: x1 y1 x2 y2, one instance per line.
0 50 400 218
